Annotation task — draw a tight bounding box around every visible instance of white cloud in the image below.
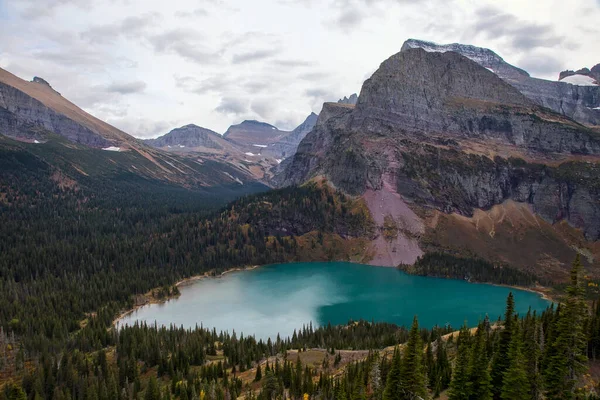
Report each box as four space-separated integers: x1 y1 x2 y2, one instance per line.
0 0 598 138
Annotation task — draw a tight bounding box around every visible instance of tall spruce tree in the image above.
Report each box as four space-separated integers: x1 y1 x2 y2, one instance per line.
490 293 515 399
469 322 492 400
544 255 588 399
449 325 471 400
522 310 542 400
383 347 402 400
500 324 530 400
399 317 428 399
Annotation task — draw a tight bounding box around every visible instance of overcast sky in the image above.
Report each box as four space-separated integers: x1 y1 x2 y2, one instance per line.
1 0 599 138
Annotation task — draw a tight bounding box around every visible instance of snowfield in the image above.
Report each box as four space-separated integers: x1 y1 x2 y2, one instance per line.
102 146 121 152
559 74 598 86
253 144 268 148
245 152 256 156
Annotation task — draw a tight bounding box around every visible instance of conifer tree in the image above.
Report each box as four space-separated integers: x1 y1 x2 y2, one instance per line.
469 323 492 400
490 293 515 399
432 338 451 397
254 364 262 382
145 375 161 400
500 324 530 400
522 310 542 400
399 317 428 399
544 255 588 399
449 326 471 400
383 347 402 400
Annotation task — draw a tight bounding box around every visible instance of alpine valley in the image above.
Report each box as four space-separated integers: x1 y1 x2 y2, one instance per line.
1 35 600 400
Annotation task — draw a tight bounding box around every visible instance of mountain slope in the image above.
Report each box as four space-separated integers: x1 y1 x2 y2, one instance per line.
145 124 238 154
0 67 264 188
280 46 600 280
223 120 285 148
0 67 133 146
402 39 600 126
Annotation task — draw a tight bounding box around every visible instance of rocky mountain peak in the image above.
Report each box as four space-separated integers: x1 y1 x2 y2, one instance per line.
32 76 52 87
402 39 600 125
337 94 358 105
400 39 530 80
356 47 532 130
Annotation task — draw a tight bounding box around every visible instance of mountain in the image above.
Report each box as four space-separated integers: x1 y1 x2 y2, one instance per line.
145 124 237 154
559 63 600 83
262 112 318 159
223 120 285 148
337 93 358 105
0 67 264 189
280 45 600 281
402 39 600 126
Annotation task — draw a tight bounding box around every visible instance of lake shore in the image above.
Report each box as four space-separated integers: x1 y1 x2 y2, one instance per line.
491 282 557 304
112 264 260 326
112 262 555 328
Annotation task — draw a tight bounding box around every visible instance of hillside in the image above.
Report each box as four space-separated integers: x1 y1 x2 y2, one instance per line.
0 67 265 188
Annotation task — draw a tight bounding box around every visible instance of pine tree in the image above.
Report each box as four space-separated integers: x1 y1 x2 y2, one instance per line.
490 293 515 399
448 325 471 400
500 324 530 400
399 317 428 399
469 323 492 400
254 364 262 382
145 375 161 400
522 310 542 400
382 347 402 400
544 255 588 399
433 339 451 397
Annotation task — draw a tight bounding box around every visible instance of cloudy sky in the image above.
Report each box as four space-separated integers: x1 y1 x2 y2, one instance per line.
1 0 599 138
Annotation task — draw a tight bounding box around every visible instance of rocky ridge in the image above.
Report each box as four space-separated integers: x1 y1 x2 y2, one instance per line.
402 39 600 126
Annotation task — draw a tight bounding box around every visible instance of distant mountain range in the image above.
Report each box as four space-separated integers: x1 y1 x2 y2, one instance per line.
144 112 319 181
0 67 263 189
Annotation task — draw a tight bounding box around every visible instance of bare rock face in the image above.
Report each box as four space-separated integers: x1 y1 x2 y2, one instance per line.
281 46 600 242
337 93 358 105
266 112 318 159
402 39 600 126
0 81 112 147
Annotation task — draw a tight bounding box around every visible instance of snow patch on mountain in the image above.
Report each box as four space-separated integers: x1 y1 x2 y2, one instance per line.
560 74 598 86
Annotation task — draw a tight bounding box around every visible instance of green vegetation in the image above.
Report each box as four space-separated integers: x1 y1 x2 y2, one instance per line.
403 253 543 287
1 135 600 398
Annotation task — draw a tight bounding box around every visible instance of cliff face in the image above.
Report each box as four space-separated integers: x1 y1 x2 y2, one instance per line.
0 82 113 147
280 46 600 272
266 112 318 159
402 39 600 126
0 67 135 147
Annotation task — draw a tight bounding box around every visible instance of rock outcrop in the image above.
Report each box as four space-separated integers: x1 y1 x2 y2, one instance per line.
266 112 318 158
281 45 600 254
402 39 600 126
337 94 358 105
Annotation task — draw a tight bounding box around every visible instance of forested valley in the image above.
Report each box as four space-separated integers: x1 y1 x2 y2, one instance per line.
2 147 600 399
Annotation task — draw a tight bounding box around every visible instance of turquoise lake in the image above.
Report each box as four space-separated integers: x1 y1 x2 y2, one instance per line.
117 262 551 339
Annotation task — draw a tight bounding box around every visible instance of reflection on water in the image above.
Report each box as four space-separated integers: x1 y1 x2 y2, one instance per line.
117 262 550 340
